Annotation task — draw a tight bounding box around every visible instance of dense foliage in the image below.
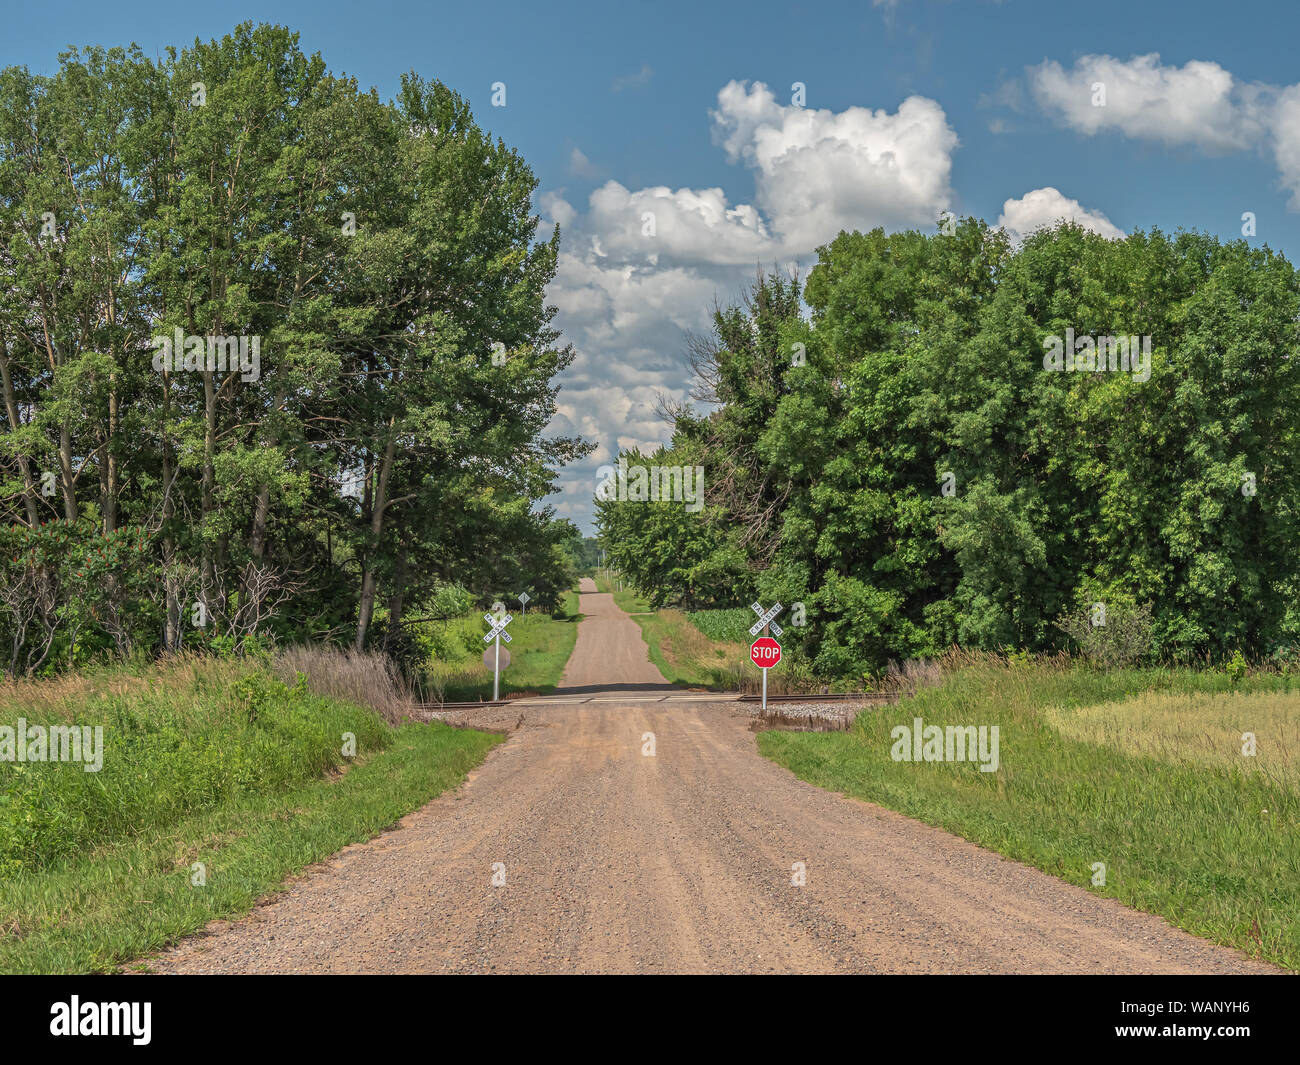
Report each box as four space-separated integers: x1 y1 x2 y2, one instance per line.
560 532 602 575
598 221 1300 673
0 24 586 674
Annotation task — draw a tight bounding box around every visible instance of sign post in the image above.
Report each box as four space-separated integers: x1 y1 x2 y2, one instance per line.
483 611 513 701
517 591 530 614
749 602 784 712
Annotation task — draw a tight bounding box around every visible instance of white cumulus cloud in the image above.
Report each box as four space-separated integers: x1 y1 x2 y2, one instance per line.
1029 53 1263 152
997 187 1125 244
711 80 958 248
1026 52 1300 207
1269 84 1300 208
584 181 771 266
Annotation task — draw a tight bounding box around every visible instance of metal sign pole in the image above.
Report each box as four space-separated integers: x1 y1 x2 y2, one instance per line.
493 632 501 702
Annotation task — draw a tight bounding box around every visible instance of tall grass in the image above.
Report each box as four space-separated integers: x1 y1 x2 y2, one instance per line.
1044 689 1300 789
272 645 412 725
1 720 498 973
0 655 390 874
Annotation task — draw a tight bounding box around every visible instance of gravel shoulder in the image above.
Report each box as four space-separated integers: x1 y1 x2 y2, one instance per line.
144 581 1280 974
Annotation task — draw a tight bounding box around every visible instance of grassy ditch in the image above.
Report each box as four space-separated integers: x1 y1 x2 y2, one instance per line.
759 657 1300 970
0 653 498 973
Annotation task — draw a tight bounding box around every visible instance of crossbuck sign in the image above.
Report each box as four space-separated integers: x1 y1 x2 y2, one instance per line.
749 602 783 638
484 611 512 701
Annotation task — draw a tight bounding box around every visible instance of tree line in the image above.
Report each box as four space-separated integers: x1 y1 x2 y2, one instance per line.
0 23 587 675
598 220 1300 673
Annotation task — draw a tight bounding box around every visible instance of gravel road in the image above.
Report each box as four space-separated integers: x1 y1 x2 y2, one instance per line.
145 579 1278 974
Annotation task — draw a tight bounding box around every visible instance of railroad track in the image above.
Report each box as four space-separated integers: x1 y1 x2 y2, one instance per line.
736 691 888 703
414 691 890 711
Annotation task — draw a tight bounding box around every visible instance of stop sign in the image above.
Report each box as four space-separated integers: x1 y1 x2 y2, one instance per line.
750 636 782 668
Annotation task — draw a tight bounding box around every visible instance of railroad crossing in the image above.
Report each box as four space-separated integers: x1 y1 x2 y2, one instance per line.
483 610 512 701
749 601 784 710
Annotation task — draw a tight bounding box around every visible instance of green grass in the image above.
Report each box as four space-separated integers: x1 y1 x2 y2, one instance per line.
758 659 1300 970
0 659 393 873
632 609 741 688
423 595 583 701
599 579 838 693
0 659 499 973
562 588 581 619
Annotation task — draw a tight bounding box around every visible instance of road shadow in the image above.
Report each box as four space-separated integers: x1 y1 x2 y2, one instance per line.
549 682 690 696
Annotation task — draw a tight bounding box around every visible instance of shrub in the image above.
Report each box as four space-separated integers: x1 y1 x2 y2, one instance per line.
1055 602 1154 669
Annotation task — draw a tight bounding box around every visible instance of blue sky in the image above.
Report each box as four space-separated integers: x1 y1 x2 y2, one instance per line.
7 0 1300 532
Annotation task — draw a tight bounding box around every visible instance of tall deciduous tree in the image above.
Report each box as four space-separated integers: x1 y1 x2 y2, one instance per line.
602 222 1300 671
0 24 586 673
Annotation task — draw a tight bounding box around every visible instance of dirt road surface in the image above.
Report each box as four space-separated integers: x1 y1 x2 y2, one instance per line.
147 578 1277 974
555 578 676 694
